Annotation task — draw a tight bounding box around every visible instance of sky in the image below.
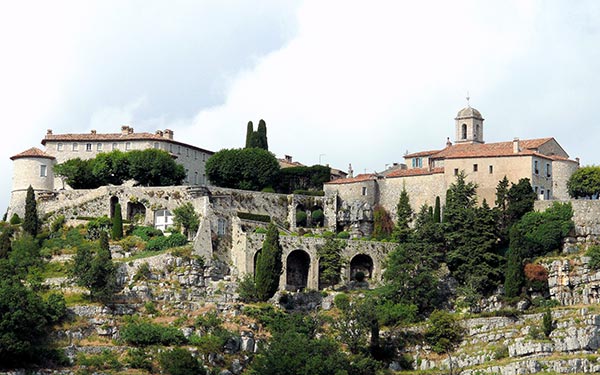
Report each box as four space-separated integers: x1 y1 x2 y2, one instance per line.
1 0 600 213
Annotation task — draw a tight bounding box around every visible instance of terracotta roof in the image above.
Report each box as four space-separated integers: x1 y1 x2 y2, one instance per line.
404 149 442 158
430 138 555 159
41 132 214 154
386 167 444 178
278 159 305 168
10 147 55 160
325 173 375 185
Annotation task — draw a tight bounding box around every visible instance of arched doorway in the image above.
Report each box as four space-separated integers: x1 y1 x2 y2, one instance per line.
110 196 119 218
286 250 310 291
350 254 373 281
253 249 262 276
127 201 146 223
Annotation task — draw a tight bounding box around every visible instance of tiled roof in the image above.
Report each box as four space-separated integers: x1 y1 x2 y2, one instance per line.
386 167 444 178
404 149 443 158
41 132 214 154
325 173 375 185
430 138 555 159
10 147 55 160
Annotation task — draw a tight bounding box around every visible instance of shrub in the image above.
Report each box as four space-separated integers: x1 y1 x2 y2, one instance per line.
254 227 268 234
334 293 350 310
542 309 553 337
125 348 153 371
296 211 307 227
134 262 152 282
237 274 259 303
159 348 206 375
587 245 600 270
86 216 111 240
146 233 188 251
336 231 350 239
354 271 366 282
132 226 164 241
77 350 122 371
238 212 271 223
50 215 66 234
112 203 123 240
9 213 21 225
311 209 324 227
524 263 548 282
120 319 185 346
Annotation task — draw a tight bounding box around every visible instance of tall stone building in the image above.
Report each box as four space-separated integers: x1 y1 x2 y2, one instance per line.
324 105 579 236
8 126 213 217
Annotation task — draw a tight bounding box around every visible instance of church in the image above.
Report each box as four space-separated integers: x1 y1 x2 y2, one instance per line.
324 105 579 230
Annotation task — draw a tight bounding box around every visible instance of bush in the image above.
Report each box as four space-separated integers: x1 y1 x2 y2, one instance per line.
146 233 188 251
311 209 324 227
125 348 153 371
254 227 268 234
77 349 122 371
159 348 206 375
86 216 111 240
237 274 259 303
120 319 186 346
132 226 164 241
238 212 271 223
9 213 21 225
587 245 600 270
354 271 366 282
336 231 350 239
50 215 66 234
334 293 350 310
296 211 307 227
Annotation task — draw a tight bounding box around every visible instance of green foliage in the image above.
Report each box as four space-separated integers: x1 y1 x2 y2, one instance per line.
71 238 119 303
50 215 66 234
275 165 331 194
237 274 259 302
507 178 537 226
238 211 271 223
125 348 153 371
9 234 42 278
587 245 600 270
425 310 464 355
132 226 164 241
375 300 418 327
86 215 111 240
312 209 325 227
255 119 269 150
23 185 39 236
159 348 206 375
146 233 188 251
336 231 350 239
296 210 307 227
77 349 122 371
318 238 346 288
0 226 14 258
433 196 441 223
112 203 123 240
373 205 393 240
120 318 186 346
245 121 254 148
205 148 280 191
504 247 524 298
393 187 413 242
9 213 21 225
567 165 600 198
134 262 152 282
173 202 199 238
55 149 186 189
542 309 553 337
255 223 283 301
333 296 380 354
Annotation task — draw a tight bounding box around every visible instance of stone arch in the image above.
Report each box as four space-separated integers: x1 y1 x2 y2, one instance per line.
350 254 373 280
253 249 262 277
461 123 467 140
109 196 119 218
286 250 311 291
127 201 146 223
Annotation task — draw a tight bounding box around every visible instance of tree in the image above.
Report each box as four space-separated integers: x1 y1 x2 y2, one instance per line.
507 178 536 226
78 236 119 303
92 150 129 186
205 148 280 191
433 196 441 223
9 234 41 279
173 203 199 238
393 187 413 242
255 119 269 150
245 121 254 148
318 238 345 288
0 226 14 258
275 165 331 194
23 185 39 236
255 222 283 301
159 348 206 375
128 149 186 186
53 158 95 189
373 205 394 240
503 246 524 298
112 203 123 240
567 166 600 198
425 310 464 375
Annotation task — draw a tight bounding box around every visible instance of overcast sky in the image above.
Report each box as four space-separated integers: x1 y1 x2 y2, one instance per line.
1 0 599 212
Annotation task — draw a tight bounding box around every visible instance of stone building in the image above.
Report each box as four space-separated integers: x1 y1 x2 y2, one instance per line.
324 105 579 236
8 126 214 218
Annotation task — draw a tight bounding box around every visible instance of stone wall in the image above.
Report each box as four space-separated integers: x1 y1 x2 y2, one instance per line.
535 199 600 250
552 159 579 200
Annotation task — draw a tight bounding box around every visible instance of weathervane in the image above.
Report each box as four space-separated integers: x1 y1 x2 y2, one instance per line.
466 91 471 108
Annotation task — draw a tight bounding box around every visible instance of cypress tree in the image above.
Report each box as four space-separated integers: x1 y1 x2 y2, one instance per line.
504 246 524 298
255 222 283 301
256 119 268 150
245 121 254 148
111 203 123 240
100 231 111 259
393 186 413 242
23 185 39 236
433 196 441 223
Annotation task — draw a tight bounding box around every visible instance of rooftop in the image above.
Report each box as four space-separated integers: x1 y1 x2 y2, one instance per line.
10 147 56 160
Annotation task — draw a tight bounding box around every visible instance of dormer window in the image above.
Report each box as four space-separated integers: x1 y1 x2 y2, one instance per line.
412 157 423 168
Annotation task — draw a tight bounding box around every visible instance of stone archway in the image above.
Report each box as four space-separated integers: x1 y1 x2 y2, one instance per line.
109 196 119 218
253 249 261 276
350 254 374 280
286 250 310 291
127 201 146 223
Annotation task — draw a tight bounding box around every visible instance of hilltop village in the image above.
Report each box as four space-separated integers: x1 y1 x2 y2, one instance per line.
3 106 600 375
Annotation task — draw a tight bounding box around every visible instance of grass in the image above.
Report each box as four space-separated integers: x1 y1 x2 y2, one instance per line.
41 261 70 278
115 248 169 262
64 292 93 306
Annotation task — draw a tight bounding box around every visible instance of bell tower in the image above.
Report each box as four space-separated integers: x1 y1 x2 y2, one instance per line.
455 97 484 144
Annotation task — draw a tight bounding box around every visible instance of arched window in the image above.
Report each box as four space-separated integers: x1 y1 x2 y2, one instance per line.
461 124 467 139
475 124 480 139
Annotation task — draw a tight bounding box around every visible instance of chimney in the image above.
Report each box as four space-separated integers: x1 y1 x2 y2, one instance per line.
128 127 134 134
285 155 293 163
47 129 53 135
155 130 164 137
446 137 452 147
513 138 520 153
121 125 130 135
348 163 354 178
91 130 96 135
164 129 174 140
576 157 580 165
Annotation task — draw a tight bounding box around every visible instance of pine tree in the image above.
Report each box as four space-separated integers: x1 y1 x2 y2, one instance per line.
255 222 283 301
393 187 413 242
256 119 268 150
111 203 123 240
433 196 441 223
23 186 39 236
245 121 254 148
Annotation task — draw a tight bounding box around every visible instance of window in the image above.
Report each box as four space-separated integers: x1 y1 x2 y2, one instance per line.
154 142 159 149
194 172 198 185
203 154 206 162
185 169 189 183
97 143 103 151
217 218 226 236
112 143 118 150
125 142 131 150
178 146 181 155
461 124 467 140
534 160 539 175
454 168 459 176
361 187 368 195
170 144 173 153
186 148 189 157
412 157 422 168
194 151 198 160
72 143 78 151
86 143 92 152
534 186 539 194
473 164 478 172
154 209 174 232
57 143 63 151
40 165 47 177
489 165 493 174
475 124 480 139
546 163 551 177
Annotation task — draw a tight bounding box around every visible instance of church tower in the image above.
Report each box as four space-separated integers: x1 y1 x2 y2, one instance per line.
454 104 484 144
